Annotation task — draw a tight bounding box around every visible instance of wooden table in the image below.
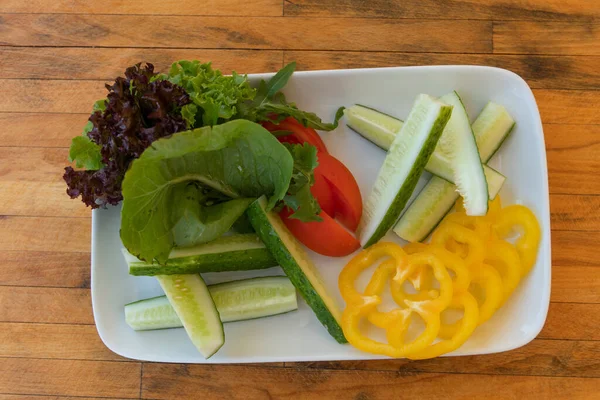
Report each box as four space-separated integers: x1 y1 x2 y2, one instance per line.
1 1 599 398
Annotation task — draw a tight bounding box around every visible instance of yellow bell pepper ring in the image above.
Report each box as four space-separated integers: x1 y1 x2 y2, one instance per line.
430 221 486 268
391 251 454 313
338 242 409 305
493 205 542 275
407 292 479 360
438 262 503 339
484 239 522 301
404 242 431 290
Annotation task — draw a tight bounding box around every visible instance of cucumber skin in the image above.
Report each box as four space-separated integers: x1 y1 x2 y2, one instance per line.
128 248 278 276
126 276 298 331
246 200 347 344
482 121 515 164
363 105 453 248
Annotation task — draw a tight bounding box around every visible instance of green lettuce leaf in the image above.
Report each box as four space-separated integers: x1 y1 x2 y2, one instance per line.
170 182 253 248
162 60 256 127
282 143 322 222
68 136 104 170
120 119 293 263
68 99 108 170
239 62 344 131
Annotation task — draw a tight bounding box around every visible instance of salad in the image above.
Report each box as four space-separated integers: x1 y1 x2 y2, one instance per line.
64 61 542 359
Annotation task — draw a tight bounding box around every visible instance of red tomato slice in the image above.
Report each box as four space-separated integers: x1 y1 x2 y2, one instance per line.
280 208 360 257
311 168 335 217
316 152 363 232
262 117 328 153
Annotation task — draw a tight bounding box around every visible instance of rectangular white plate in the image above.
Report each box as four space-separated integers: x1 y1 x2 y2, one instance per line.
92 65 551 363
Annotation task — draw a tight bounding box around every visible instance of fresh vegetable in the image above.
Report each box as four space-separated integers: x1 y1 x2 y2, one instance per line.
280 142 323 222
120 119 293 263
491 204 542 275
426 92 488 216
339 200 541 359
277 150 363 256
170 186 253 248
64 64 191 208
157 60 256 128
263 116 328 153
125 276 298 330
316 152 363 232
346 101 514 183
471 102 516 163
394 165 506 243
311 166 336 217
125 234 278 276
344 104 404 150
280 207 360 257
247 196 347 343
338 242 449 357
157 274 223 359
358 94 453 248
64 61 343 219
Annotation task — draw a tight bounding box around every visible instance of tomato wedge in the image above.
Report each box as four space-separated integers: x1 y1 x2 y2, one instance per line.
316 152 363 232
311 167 335 217
280 207 360 257
262 117 328 153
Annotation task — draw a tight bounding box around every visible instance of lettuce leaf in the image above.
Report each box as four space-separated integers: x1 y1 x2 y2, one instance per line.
161 60 256 127
67 100 108 170
120 119 293 263
170 182 253 248
281 143 322 222
239 62 345 131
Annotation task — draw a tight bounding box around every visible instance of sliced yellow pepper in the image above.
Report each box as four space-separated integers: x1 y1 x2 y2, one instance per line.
493 205 541 275
430 221 486 268
407 292 479 360
484 239 522 301
438 262 503 339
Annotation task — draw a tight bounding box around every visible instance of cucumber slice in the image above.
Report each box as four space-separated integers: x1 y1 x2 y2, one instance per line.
157 274 224 359
346 101 514 182
472 102 516 163
358 94 453 248
247 196 346 343
125 234 278 276
427 91 488 216
393 165 506 242
344 104 404 150
125 276 298 331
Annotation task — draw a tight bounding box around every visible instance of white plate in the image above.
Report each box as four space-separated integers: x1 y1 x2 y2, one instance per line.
92 65 551 363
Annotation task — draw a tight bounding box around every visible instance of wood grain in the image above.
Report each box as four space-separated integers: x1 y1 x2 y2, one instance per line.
0 358 140 398
142 363 599 399
0 47 283 80
551 195 600 230
285 51 600 90
536 90 600 125
553 266 600 304
494 21 600 55
0 287 93 324
0 14 493 53
0 216 90 253
552 231 600 267
0 251 90 288
284 0 600 21
286 339 600 378
0 0 283 16
546 124 600 195
0 112 88 148
0 322 123 361
541 303 600 341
